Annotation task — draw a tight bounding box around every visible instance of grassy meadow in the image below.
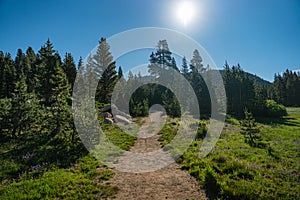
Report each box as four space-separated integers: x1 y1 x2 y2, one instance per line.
158 108 300 199
0 118 137 199
0 108 299 199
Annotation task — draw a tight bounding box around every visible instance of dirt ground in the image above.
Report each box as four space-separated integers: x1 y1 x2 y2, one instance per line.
107 112 207 200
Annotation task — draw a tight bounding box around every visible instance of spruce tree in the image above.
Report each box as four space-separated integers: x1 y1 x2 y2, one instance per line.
25 47 38 93
240 109 261 147
253 76 268 115
73 57 85 97
118 66 123 79
189 49 211 115
62 53 77 92
148 40 176 78
171 57 179 71
0 53 16 98
96 62 117 103
49 61 75 144
37 39 62 105
190 49 205 73
0 51 5 98
92 37 113 76
86 38 117 103
156 40 173 67
222 62 256 116
181 56 189 78
10 74 40 138
15 49 26 79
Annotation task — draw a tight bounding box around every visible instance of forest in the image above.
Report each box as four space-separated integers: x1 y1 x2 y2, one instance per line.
0 38 299 199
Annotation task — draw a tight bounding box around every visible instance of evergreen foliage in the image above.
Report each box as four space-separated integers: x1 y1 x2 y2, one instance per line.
181 56 189 78
62 53 77 92
240 109 261 146
269 69 300 107
0 37 298 199
86 38 118 103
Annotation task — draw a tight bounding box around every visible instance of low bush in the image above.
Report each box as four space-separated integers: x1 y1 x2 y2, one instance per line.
264 100 287 118
195 121 208 140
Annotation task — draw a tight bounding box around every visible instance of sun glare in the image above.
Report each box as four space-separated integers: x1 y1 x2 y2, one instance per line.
176 1 196 26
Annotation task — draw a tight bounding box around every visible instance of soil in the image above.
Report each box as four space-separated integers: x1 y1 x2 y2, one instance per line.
107 112 207 200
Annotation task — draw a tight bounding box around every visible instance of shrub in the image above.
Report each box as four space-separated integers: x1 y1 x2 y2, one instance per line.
195 121 208 140
222 160 245 174
212 155 228 164
264 100 287 118
204 165 220 199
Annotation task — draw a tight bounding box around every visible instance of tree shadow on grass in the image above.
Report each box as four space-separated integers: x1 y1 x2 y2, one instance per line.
0 134 88 182
255 115 300 127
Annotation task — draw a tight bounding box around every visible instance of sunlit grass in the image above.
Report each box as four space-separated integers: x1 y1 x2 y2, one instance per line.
159 109 300 199
0 154 118 199
287 107 300 116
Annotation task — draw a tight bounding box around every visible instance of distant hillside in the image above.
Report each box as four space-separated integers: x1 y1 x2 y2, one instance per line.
218 70 271 86
137 70 271 86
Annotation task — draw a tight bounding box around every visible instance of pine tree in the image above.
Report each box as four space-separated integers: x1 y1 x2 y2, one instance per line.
87 38 117 103
49 61 75 143
73 56 87 106
10 74 41 138
190 49 205 73
155 40 173 68
118 66 123 80
171 57 179 71
25 47 38 93
148 40 176 78
272 74 286 105
0 51 5 98
181 56 189 78
37 39 62 105
96 62 118 103
85 54 98 99
15 49 26 79
222 62 256 116
0 53 16 98
62 53 77 92
269 69 300 107
162 89 181 117
253 76 268 115
189 49 211 115
92 37 113 76
240 109 261 147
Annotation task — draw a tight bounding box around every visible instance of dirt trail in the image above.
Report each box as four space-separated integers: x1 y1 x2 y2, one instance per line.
108 112 207 200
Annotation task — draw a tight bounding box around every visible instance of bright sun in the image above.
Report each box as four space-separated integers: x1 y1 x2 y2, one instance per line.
176 1 196 26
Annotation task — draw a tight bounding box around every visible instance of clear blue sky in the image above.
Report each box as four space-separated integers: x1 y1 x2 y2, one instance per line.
0 0 299 81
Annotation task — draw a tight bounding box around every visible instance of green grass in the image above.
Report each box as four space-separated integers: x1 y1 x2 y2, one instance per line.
158 118 207 146
97 102 137 151
0 110 138 199
287 107 300 116
2 105 299 199
157 118 180 146
0 154 118 199
101 122 136 151
159 108 300 199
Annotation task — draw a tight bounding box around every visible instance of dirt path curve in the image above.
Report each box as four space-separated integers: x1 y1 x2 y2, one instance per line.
108 112 207 200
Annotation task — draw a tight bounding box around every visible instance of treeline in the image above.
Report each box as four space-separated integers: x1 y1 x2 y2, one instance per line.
127 40 295 118
269 69 300 107
0 38 298 143
223 66 300 117
0 40 81 147
123 40 211 117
